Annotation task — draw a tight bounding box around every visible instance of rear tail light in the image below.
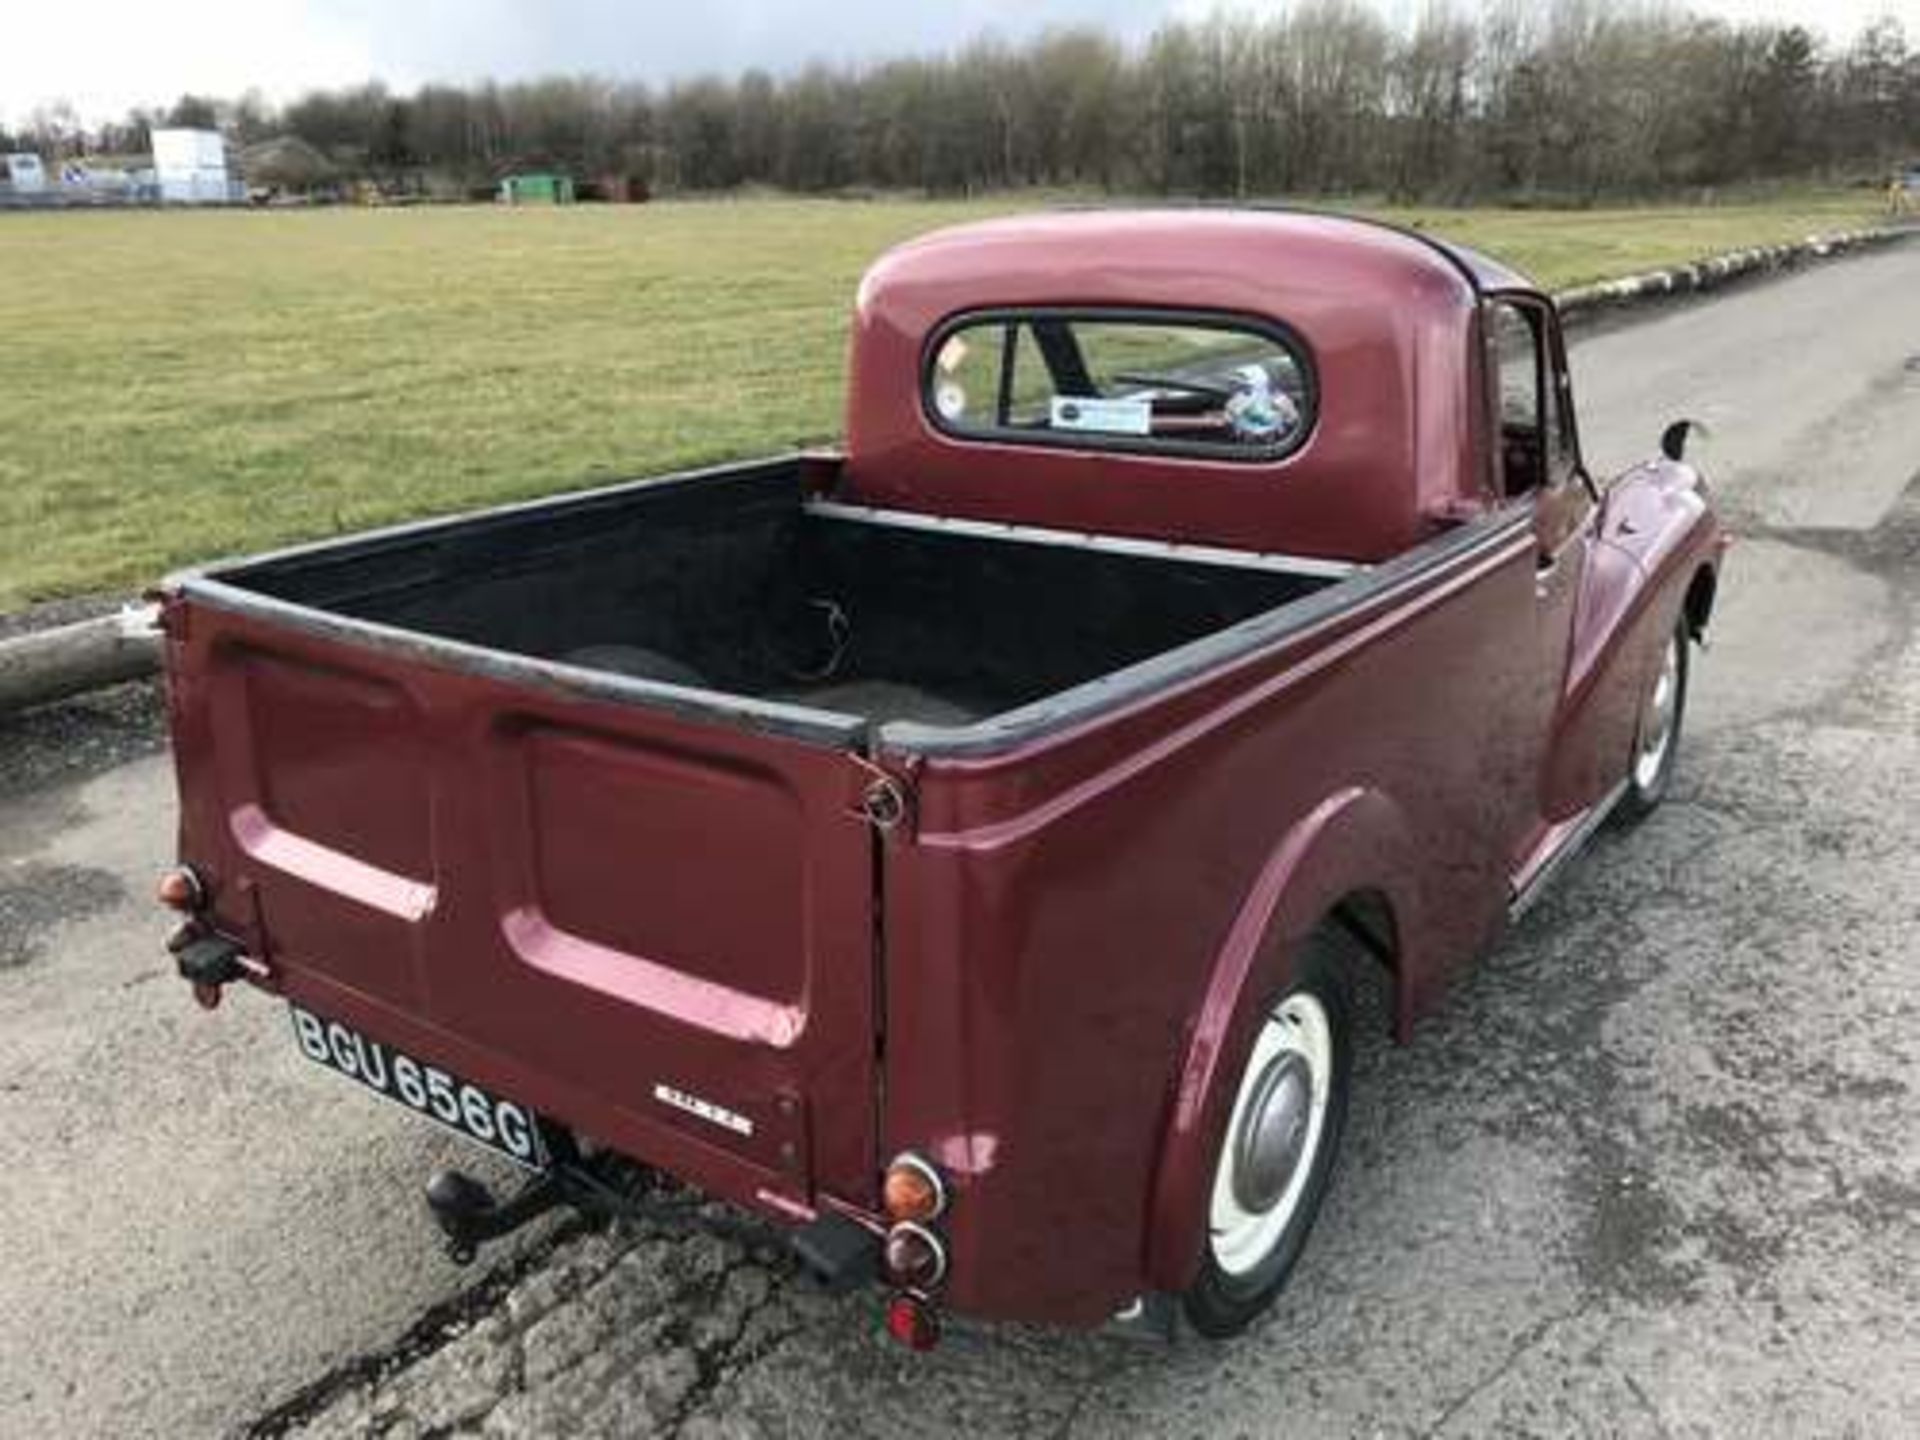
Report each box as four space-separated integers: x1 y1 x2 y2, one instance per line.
882 1153 947 1223
157 865 206 913
883 1222 947 1289
879 1151 950 1349
885 1292 941 1351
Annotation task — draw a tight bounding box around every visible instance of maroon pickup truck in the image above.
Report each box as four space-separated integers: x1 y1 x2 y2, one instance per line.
156 210 1724 1345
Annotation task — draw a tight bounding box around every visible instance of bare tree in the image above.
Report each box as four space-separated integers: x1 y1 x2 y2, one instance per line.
57 2 1919 203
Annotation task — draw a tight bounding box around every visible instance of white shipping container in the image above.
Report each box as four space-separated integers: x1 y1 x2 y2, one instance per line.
158 171 231 203
152 127 227 173
152 129 231 204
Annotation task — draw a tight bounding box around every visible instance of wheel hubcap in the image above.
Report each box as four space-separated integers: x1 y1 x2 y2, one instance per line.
1634 636 1680 790
1209 993 1333 1277
1232 1051 1312 1213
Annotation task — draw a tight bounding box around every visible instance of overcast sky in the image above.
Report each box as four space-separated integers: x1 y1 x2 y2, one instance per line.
3 0 1913 127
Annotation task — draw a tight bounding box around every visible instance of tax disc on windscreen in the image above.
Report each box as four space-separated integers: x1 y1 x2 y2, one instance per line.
935 381 968 419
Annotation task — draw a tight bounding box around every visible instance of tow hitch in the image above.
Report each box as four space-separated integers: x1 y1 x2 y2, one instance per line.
423 1134 652 1265
157 863 264 1009
422 1151 882 1289
166 924 254 1009
425 1168 570 1266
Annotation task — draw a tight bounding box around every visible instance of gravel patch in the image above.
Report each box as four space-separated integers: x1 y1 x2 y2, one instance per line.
0 860 126 968
0 678 167 801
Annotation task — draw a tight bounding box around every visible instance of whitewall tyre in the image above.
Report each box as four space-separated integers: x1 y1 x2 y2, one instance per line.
1182 943 1352 1339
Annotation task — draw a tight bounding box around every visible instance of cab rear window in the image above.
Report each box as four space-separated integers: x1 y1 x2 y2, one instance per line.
924 310 1315 461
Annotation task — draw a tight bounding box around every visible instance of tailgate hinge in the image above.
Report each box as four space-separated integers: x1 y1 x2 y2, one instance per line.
847 754 913 834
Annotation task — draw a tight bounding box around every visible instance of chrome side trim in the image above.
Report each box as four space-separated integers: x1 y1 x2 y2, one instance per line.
804 499 1363 581
1508 779 1631 923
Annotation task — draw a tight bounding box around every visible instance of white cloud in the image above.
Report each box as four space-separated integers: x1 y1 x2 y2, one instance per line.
1 0 382 124
3 0 1909 129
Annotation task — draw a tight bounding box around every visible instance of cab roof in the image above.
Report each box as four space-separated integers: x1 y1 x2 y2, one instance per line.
857 207 1538 318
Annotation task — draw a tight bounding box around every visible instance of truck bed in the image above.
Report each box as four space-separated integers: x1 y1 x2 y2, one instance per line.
161 456 1365 1223
206 459 1352 738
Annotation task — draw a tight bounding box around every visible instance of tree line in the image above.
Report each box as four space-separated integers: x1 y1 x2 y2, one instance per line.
7 1 1916 202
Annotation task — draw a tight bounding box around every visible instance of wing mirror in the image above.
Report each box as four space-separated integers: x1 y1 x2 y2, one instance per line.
1660 419 1707 462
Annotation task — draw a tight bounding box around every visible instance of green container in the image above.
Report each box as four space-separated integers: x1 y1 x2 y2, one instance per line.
498 173 575 205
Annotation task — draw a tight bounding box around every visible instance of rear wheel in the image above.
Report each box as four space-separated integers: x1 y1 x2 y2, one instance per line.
1617 617 1690 824
1182 943 1352 1339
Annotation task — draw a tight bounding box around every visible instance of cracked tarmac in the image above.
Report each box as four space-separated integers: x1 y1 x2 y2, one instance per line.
2 240 1916 1439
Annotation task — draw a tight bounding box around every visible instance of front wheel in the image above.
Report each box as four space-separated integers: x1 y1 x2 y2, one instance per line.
1182 944 1352 1339
1616 617 1690 824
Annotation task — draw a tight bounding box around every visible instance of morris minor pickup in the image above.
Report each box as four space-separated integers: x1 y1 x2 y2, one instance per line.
156 211 1725 1343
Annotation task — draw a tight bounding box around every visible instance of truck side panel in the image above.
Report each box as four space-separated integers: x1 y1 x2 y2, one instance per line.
876 514 1542 1325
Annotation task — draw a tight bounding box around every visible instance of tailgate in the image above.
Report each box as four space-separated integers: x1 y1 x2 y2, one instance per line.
165 592 881 1212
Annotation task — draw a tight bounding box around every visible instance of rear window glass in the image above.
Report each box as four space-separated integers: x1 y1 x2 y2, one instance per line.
925 311 1314 460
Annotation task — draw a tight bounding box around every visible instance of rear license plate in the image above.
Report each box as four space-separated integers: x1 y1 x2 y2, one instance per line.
289 1003 548 1171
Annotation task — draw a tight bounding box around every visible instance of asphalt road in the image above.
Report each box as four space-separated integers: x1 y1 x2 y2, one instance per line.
2 241 1916 1439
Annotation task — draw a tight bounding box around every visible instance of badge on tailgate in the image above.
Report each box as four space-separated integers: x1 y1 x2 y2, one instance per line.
652 1082 755 1137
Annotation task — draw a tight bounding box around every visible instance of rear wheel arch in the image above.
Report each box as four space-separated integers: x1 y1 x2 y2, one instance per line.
1330 886 1399 980
1141 789 1420 1296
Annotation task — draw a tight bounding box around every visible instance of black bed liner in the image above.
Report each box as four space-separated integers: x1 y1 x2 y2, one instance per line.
178 456 1519 756
201 459 1333 724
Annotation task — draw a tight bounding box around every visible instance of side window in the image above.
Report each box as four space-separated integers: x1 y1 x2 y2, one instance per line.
1547 355 1580 481
1490 301 1545 497
1489 299 1579 498
926 312 1315 460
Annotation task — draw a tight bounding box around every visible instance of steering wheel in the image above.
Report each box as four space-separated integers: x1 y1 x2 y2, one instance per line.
1114 372 1237 403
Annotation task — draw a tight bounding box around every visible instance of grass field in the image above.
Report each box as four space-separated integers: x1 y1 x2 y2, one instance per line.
0 189 1884 609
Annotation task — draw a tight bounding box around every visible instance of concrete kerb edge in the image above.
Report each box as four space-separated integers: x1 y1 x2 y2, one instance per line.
1555 223 1917 323
2 220 1914 716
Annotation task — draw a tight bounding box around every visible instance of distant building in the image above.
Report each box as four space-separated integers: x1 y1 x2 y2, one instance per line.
2 153 46 192
592 174 651 203
239 135 336 199
151 127 235 204
67 163 135 195
498 172 575 205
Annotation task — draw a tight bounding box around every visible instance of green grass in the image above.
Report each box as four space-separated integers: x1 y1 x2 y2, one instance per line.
0 190 1883 608
1367 190 1887 289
